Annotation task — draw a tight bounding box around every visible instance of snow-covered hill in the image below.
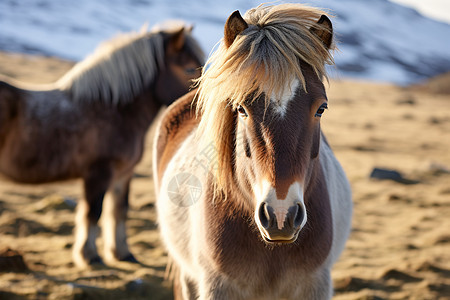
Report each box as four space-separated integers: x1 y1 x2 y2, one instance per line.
0 0 449 84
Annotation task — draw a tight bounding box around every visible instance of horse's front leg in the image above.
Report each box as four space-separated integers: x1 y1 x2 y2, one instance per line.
73 163 112 267
174 270 197 300
198 273 245 300
102 173 137 263
293 268 332 300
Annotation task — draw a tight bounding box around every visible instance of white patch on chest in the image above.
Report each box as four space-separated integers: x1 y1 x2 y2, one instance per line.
270 79 299 117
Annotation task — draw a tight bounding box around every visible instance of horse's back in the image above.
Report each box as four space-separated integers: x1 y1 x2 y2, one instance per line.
0 76 60 123
319 132 353 266
0 79 22 136
0 77 23 100
0 76 86 182
0 74 56 92
153 89 199 189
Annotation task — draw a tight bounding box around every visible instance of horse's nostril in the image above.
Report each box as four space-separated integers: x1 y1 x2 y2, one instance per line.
258 202 270 228
294 204 304 227
285 204 299 228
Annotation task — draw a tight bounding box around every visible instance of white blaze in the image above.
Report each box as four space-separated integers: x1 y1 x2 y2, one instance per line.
272 199 291 230
270 79 300 117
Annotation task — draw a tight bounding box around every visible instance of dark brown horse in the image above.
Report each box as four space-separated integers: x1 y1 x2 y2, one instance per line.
154 5 352 299
0 21 204 267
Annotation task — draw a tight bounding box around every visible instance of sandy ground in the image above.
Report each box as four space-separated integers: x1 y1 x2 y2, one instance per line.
0 51 449 300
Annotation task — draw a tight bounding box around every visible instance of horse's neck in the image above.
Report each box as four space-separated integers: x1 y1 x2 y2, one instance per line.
124 89 162 130
154 90 199 185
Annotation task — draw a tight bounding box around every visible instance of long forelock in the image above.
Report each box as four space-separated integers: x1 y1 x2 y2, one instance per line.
195 3 334 192
197 4 333 110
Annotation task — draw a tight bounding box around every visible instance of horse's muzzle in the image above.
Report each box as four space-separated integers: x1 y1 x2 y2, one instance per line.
257 202 304 243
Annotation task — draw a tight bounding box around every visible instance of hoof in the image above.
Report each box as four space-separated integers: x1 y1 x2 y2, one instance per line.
89 256 104 265
120 253 139 263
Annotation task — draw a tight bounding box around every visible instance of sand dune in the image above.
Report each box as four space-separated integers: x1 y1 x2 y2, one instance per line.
0 51 449 299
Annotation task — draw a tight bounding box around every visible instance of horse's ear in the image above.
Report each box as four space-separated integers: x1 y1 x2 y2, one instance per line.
224 10 248 48
310 15 333 49
170 27 186 52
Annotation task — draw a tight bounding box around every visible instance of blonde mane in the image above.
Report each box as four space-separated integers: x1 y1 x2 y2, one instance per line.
57 22 201 105
195 4 335 191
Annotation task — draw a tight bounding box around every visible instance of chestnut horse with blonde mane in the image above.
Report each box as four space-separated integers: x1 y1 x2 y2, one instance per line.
0 22 204 267
154 4 352 299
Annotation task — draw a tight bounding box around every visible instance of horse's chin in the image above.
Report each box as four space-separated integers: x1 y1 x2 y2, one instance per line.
261 233 299 245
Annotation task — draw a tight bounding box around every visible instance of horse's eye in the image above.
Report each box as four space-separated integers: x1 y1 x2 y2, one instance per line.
185 68 197 75
237 105 248 117
315 103 328 117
